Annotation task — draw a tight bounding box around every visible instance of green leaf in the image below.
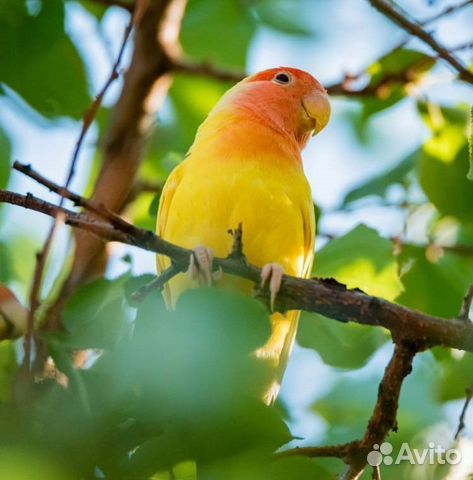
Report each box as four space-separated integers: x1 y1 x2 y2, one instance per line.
0 242 13 283
417 103 473 220
0 341 17 402
436 351 473 402
0 127 11 190
298 312 387 369
314 224 402 300
468 104 473 181
180 0 256 69
397 246 473 318
343 149 417 205
0 0 90 119
253 0 313 36
62 276 129 348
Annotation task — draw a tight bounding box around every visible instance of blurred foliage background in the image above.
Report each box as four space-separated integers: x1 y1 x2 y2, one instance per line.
0 0 473 478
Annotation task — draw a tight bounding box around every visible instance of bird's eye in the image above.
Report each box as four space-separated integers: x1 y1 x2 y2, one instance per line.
273 72 291 85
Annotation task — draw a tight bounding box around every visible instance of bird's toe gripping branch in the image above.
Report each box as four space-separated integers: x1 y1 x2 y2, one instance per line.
189 246 222 286
261 263 285 312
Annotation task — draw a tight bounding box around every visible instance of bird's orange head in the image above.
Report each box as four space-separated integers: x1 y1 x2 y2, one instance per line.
219 67 331 149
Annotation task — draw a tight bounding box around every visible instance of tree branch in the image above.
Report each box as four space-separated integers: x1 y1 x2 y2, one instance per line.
47 0 187 330
454 383 473 440
278 344 417 479
368 0 473 84
2 189 472 353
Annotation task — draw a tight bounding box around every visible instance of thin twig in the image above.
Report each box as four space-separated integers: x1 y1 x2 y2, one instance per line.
421 0 473 24
22 214 64 370
2 189 473 353
454 384 473 440
13 161 132 232
131 263 182 301
368 0 473 84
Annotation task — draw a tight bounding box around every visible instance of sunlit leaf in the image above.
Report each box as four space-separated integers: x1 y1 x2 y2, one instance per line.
397 246 473 318
313 224 402 300
417 103 473 220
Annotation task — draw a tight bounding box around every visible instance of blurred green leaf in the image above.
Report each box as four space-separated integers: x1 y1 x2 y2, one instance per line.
314 224 402 300
61 276 130 348
0 242 13 282
343 149 417 205
0 0 90 119
468 105 473 180
253 0 313 36
397 246 473 318
298 313 387 369
0 127 11 190
0 341 16 403
436 351 473 402
180 0 255 69
417 103 473 220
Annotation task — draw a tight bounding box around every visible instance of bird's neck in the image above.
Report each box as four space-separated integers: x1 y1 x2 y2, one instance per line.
189 107 304 169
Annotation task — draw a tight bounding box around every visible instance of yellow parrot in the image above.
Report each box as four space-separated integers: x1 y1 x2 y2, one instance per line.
156 67 330 403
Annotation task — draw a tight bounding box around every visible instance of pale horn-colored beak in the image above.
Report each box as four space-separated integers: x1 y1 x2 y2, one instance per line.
302 90 331 136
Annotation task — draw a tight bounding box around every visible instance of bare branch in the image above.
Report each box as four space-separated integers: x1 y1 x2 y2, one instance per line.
2 189 473 353
368 0 473 84
131 263 182 301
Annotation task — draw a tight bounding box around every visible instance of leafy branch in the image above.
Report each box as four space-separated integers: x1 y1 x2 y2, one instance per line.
368 0 473 84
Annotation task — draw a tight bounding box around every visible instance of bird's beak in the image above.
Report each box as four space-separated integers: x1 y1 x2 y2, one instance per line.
302 90 331 136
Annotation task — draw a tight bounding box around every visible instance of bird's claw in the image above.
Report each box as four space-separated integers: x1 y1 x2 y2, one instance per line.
260 263 284 312
189 246 220 286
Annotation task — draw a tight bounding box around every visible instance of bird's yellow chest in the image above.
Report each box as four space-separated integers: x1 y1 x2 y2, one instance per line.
161 158 311 277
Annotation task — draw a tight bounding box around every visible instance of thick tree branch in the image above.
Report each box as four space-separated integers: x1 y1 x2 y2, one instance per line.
368 0 473 84
48 0 187 329
2 189 472 353
278 344 417 479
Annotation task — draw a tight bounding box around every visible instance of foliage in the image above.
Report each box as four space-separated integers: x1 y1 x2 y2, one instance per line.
0 0 472 479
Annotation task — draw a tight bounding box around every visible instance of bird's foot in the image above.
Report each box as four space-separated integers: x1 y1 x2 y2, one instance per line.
260 263 284 312
188 246 221 286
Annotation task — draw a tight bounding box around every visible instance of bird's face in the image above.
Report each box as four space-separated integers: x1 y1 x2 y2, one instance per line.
234 67 331 148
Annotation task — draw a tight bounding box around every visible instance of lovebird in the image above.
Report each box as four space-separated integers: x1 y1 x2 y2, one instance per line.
156 67 330 404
